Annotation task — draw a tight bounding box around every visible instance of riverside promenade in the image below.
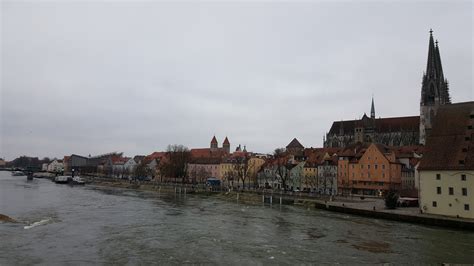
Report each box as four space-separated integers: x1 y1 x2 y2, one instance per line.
307 196 474 230
84 177 474 231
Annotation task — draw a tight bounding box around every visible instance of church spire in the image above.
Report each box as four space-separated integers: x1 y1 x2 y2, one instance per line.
421 29 450 105
425 29 438 79
419 29 451 145
370 96 375 119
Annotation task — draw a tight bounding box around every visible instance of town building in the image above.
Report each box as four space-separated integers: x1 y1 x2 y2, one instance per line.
302 161 318 192
324 31 450 148
187 157 221 184
317 156 338 195
287 161 305 191
47 159 64 173
338 143 402 196
0 158 6 168
418 102 473 219
286 138 305 157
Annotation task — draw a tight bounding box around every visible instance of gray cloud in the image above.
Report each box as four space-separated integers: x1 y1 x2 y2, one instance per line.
1 1 473 160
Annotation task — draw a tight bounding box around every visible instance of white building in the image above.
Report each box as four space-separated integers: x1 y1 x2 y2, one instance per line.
47 160 64 173
419 102 474 219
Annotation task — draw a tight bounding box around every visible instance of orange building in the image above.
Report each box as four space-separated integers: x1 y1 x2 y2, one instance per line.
338 143 402 196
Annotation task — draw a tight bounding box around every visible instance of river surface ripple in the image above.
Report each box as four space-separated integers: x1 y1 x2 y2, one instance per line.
1 172 473 264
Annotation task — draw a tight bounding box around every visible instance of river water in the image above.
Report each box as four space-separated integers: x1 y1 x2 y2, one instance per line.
1 171 473 264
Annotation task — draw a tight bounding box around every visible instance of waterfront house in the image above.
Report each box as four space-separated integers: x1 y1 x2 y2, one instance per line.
187 157 221 184
288 161 305 191
123 158 137 176
337 143 402 196
418 102 474 219
317 156 338 195
47 159 64 173
303 161 318 192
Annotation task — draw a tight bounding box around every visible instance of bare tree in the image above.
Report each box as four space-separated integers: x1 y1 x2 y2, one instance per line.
134 161 148 180
274 148 290 191
233 156 252 189
159 144 191 184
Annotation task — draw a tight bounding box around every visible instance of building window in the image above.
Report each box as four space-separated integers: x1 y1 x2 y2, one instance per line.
361 165 363 169
382 173 385 178
449 187 454 195
368 165 371 169
437 187 441 194
382 165 385 170
436 174 441 180
432 201 437 207
375 164 378 169
462 188 467 196
465 204 470 211
461 174 466 181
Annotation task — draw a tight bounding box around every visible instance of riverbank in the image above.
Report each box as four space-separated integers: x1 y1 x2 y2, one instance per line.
85 177 474 230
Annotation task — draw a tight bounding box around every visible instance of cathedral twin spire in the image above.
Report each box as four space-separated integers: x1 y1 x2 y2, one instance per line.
421 29 451 105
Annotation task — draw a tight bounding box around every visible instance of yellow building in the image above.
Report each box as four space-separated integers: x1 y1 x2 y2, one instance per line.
219 162 235 183
248 157 266 184
419 171 473 219
418 102 474 219
303 162 318 190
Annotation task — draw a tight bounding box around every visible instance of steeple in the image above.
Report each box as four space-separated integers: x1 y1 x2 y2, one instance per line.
370 96 375 119
425 29 438 80
210 135 218 150
421 29 450 105
419 29 451 145
222 136 230 153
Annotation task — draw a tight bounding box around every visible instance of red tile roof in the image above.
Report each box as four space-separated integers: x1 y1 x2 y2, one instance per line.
419 102 474 170
190 148 227 158
143 152 166 164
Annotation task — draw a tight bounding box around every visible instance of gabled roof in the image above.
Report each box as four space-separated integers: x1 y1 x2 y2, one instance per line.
286 138 304 149
419 101 474 170
211 136 218 144
133 155 145 163
143 152 166 164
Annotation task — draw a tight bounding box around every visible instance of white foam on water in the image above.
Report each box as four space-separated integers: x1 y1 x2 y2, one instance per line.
23 218 51 230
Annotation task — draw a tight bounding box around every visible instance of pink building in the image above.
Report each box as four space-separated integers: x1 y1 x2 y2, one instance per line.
187 157 221 183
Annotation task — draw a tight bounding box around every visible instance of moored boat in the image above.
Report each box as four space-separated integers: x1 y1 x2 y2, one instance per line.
71 176 85 185
12 171 25 176
54 176 69 184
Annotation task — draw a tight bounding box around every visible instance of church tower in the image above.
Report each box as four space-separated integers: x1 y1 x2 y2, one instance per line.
223 137 230 153
210 135 218 151
420 30 451 145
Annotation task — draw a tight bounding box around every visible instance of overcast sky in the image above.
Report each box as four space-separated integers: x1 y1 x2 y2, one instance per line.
1 1 473 160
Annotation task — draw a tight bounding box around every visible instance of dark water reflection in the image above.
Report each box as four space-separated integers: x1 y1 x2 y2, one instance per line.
1 172 473 264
